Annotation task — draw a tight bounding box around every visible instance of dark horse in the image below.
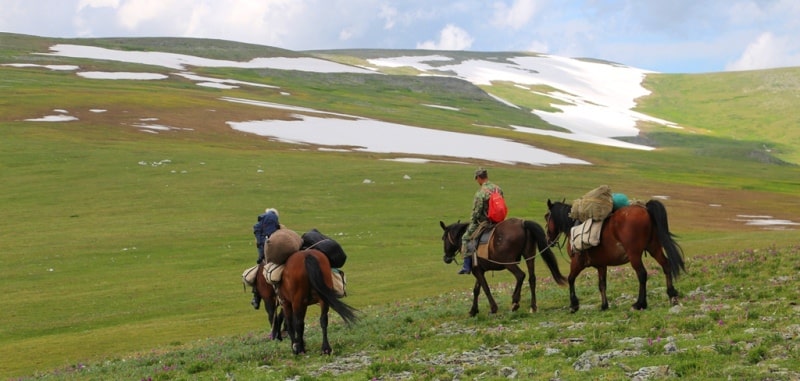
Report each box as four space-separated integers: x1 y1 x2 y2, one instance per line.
545 199 686 313
440 218 567 316
275 249 358 355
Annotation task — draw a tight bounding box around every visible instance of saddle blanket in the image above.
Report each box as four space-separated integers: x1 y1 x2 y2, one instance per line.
570 218 603 252
476 230 492 260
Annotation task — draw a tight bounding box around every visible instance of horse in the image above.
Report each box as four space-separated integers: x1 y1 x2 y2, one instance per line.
544 199 686 313
276 249 358 355
440 218 567 316
254 261 285 341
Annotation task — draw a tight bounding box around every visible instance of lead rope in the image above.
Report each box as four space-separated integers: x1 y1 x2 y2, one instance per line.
545 212 571 262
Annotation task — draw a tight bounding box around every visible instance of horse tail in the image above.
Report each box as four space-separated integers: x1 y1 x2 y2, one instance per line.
305 254 359 326
646 199 686 278
524 220 567 286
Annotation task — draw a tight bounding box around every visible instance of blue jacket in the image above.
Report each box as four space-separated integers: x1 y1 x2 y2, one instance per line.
253 211 279 246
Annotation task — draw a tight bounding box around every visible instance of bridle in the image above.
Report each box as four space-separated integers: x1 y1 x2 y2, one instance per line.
544 211 568 259
442 228 461 261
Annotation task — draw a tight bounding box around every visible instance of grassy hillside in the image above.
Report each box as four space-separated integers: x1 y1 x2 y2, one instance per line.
637 69 800 164
1 34 799 379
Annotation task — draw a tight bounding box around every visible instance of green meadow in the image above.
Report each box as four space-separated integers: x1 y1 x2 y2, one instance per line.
1 34 798 380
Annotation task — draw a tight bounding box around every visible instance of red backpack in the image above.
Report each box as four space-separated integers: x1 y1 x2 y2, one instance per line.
487 189 507 223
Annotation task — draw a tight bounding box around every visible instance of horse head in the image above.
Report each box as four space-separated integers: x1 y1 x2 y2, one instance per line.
439 220 465 264
544 199 569 245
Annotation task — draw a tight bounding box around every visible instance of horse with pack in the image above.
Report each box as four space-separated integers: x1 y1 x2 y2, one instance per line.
544 185 686 313
244 228 355 354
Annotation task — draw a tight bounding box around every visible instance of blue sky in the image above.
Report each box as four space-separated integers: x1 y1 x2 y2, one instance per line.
2 0 799 73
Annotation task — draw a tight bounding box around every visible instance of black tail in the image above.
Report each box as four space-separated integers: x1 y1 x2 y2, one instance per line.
305 255 358 325
646 200 686 279
524 220 567 286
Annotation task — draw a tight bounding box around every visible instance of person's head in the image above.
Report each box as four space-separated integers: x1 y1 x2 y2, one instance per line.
474 168 488 184
262 208 280 236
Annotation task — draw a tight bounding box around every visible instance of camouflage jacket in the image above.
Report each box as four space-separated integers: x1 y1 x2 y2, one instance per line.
470 181 502 223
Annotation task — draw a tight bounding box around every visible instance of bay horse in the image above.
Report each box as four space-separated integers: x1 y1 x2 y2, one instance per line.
545 199 686 313
254 262 285 341
276 249 358 355
440 218 567 316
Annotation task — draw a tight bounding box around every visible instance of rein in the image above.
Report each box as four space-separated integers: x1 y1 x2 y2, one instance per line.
446 220 565 266
545 210 571 262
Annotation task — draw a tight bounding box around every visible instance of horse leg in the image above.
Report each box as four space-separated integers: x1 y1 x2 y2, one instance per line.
291 304 308 355
568 259 584 313
597 266 609 311
650 246 680 306
265 294 283 341
524 257 537 313
473 270 499 315
319 303 332 355
269 308 284 341
469 277 481 317
282 302 296 348
507 265 526 312
630 254 649 310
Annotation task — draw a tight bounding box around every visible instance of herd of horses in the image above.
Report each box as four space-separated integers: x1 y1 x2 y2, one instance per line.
259 198 686 355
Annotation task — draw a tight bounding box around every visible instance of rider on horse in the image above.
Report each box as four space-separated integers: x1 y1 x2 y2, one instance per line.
460 168 503 274
252 208 280 309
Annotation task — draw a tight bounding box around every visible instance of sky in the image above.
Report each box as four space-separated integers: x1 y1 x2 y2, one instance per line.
1 0 799 74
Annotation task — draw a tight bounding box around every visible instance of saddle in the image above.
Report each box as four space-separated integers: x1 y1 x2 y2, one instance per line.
468 221 497 261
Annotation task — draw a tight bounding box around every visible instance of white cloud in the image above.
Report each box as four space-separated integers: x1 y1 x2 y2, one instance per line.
78 0 119 11
379 5 398 29
77 0 119 10
116 0 171 30
726 32 800 71
416 24 473 50
491 0 540 30
525 40 549 54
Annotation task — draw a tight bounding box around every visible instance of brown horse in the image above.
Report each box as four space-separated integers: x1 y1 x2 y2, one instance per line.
254 262 285 341
276 249 358 355
440 218 567 316
545 199 686 313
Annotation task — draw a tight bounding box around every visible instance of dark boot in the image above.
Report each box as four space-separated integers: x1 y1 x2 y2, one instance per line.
251 288 261 310
458 256 472 274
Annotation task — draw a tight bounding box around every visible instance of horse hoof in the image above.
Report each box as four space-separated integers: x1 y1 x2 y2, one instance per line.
529 307 537 313
511 303 520 312
570 306 579 314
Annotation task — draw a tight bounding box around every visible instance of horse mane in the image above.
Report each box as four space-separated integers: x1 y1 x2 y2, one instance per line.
550 200 575 234
442 221 468 238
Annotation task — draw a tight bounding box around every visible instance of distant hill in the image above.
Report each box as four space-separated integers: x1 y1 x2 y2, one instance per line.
2 32 797 164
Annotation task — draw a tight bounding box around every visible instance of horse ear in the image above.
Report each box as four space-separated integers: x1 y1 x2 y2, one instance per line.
440 221 446 230
547 199 552 208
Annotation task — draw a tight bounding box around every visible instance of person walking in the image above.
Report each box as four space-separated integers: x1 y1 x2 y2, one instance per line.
459 168 503 274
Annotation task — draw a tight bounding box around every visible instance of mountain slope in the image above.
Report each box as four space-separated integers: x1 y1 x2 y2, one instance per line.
3 33 798 164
